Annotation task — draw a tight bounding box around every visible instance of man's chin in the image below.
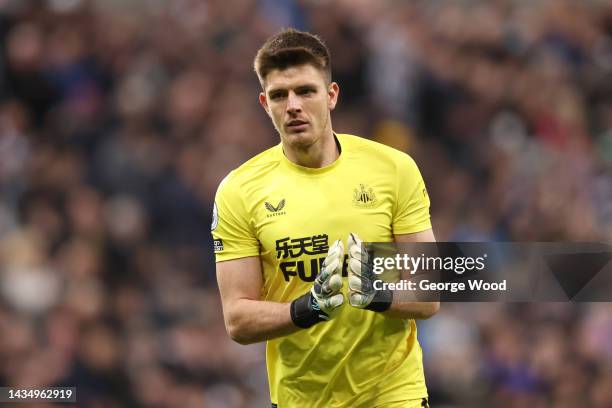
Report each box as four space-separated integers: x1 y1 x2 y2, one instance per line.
282 131 314 146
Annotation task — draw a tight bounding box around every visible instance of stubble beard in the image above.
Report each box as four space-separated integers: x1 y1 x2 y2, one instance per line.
280 112 332 152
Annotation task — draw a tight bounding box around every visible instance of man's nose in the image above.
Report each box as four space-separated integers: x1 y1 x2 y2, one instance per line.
286 92 302 113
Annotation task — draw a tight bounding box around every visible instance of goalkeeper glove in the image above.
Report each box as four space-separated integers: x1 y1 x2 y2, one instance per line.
290 239 345 328
348 232 393 312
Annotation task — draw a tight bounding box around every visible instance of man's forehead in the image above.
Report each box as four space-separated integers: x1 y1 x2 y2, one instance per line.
264 65 326 91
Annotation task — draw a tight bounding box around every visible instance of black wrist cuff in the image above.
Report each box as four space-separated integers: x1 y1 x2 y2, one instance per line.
365 289 393 312
290 292 325 329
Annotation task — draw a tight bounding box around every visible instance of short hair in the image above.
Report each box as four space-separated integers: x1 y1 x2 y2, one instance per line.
254 28 332 86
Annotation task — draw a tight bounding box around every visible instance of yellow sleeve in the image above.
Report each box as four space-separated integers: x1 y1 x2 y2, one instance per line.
212 173 260 262
392 155 432 235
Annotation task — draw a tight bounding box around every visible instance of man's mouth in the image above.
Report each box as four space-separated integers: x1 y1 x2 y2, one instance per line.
286 120 309 131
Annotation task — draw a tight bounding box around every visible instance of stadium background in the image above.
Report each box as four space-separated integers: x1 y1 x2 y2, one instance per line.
1 0 612 406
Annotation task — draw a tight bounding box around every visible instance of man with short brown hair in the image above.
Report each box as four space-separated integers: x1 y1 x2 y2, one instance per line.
213 28 437 407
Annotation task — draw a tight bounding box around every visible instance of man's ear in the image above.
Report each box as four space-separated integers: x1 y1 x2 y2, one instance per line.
259 92 270 116
328 82 339 111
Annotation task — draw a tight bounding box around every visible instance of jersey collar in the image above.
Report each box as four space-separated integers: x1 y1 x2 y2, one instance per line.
277 133 344 175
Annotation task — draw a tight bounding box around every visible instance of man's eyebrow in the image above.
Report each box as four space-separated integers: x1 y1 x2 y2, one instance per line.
267 82 319 95
295 84 317 91
267 87 286 95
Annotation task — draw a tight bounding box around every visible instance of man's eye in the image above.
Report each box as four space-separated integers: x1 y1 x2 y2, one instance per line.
270 93 285 100
299 89 314 95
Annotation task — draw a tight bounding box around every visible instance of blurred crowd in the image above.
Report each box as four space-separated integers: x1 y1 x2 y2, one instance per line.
1 0 612 406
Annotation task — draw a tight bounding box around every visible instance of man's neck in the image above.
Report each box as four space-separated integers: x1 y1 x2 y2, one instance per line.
283 131 339 168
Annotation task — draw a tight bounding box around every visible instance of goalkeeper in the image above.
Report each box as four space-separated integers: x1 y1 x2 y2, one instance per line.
213 28 438 408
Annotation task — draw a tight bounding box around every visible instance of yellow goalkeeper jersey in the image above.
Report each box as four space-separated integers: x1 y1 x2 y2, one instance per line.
213 133 431 407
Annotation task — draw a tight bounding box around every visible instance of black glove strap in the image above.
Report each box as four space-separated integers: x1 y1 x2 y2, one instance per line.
290 292 326 329
365 289 393 312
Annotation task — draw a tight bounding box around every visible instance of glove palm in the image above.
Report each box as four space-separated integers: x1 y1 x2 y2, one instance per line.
311 239 344 318
290 239 344 328
348 232 392 312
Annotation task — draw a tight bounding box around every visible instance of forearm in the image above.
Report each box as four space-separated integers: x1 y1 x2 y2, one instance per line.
224 299 300 345
383 298 439 320
218 242 345 345
384 229 439 320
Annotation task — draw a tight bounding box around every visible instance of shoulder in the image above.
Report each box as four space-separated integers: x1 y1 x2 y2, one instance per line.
337 133 419 170
216 144 282 195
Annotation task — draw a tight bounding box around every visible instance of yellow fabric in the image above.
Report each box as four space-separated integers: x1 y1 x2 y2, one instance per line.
213 133 431 407
375 397 429 408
